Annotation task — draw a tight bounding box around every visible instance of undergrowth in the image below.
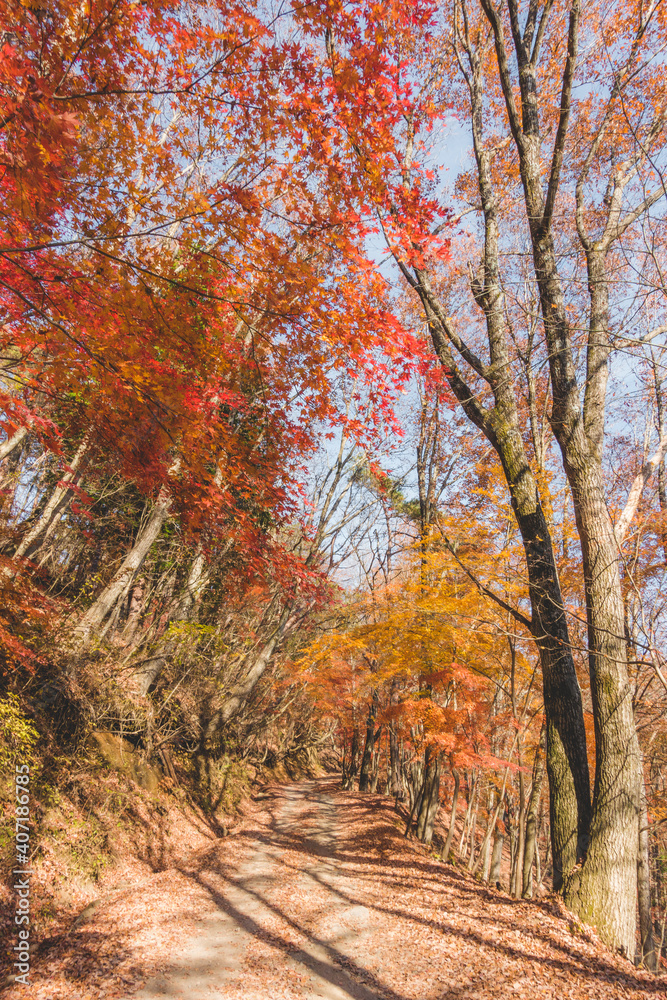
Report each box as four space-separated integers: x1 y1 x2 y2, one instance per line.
0 674 322 958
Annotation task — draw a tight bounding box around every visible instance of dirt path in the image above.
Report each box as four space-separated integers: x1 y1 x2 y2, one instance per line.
134 782 377 1000
6 776 665 1000
127 777 664 1000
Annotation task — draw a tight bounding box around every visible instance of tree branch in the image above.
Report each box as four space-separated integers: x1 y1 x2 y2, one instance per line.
615 431 667 544
542 0 581 235
441 534 534 633
478 0 524 148
530 0 555 66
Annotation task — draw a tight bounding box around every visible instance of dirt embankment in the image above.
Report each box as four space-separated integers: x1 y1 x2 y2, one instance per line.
0 730 320 996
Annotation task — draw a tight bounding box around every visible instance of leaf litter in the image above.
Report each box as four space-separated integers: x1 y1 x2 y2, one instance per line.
2 776 665 1000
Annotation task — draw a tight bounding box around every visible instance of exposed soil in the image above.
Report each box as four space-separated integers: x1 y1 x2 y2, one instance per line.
3 776 665 1000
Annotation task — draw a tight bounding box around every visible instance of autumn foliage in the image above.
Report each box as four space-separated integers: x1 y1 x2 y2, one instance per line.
1 0 667 976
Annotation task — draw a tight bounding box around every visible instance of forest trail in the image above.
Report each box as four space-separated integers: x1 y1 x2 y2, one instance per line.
11 777 665 1000
133 781 378 1000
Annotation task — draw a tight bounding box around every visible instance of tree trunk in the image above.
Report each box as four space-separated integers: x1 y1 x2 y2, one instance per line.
507 797 518 896
560 459 641 955
490 827 504 889
205 606 295 736
134 543 213 695
0 425 28 463
384 730 391 794
638 755 658 971
14 432 90 562
535 825 542 889
481 790 494 882
0 427 29 529
459 771 474 855
342 726 360 790
367 727 383 794
404 780 424 838
408 757 424 814
657 908 667 969
651 349 667 562
441 768 460 863
523 724 547 899
389 723 403 798
542 824 551 887
515 772 527 898
416 750 441 844
409 0 650 951
409 51 593 890
358 692 378 792
77 488 172 638
121 577 146 643
473 7 642 947
426 311 592 887
472 787 505 879
467 793 479 871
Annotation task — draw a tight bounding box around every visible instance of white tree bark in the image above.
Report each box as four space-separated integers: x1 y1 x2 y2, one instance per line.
134 544 215 695
77 488 171 638
204 607 296 736
615 432 667 546
0 425 28 463
14 433 90 561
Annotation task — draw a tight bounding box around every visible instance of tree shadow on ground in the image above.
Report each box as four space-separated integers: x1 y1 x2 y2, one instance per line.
181 865 416 1000
182 778 665 998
